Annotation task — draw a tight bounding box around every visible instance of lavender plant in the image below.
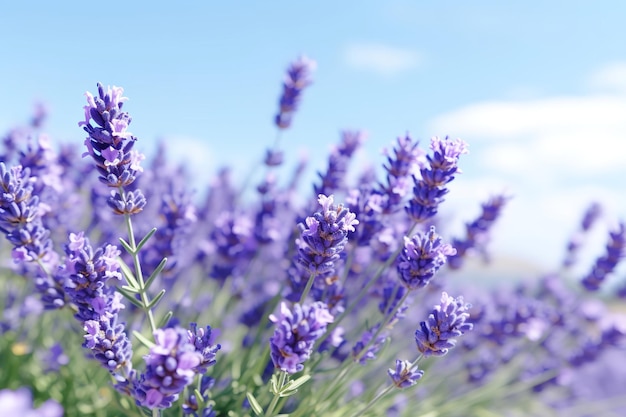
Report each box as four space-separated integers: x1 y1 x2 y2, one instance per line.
0 57 625 417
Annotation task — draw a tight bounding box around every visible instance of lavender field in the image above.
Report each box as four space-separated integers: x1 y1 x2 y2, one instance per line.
0 52 625 417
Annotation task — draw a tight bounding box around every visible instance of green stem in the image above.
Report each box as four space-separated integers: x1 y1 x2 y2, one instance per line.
264 371 288 417
351 384 394 417
299 273 316 305
119 187 157 334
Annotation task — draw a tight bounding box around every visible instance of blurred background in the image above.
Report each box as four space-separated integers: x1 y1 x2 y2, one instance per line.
1 1 626 279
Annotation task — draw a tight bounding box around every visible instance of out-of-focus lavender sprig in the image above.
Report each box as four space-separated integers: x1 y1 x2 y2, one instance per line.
378 134 425 214
0 388 63 417
314 130 366 198
406 136 468 224
80 83 146 216
448 194 510 269
562 202 603 268
209 210 256 283
351 324 388 365
0 102 47 163
182 376 216 417
0 163 54 267
274 55 316 130
0 162 67 309
581 222 626 291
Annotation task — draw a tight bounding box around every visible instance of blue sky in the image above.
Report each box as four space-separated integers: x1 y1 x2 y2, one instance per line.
2 1 626 273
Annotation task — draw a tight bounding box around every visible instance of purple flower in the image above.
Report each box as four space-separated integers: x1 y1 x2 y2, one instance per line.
269 301 333 373
378 279 409 323
352 324 388 364
415 292 473 357
0 163 54 266
0 162 65 309
274 56 316 129
41 343 69 373
388 359 424 388
448 194 509 269
345 187 384 246
406 136 468 223
314 130 365 196
396 226 456 290
136 327 203 409
297 194 358 278
581 222 626 291
182 376 216 417
209 211 256 281
63 232 123 322
563 202 603 268
83 314 133 374
187 323 221 374
80 83 146 215
0 388 63 417
378 134 425 214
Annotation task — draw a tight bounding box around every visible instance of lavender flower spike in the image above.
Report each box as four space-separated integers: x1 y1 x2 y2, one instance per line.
80 83 146 215
135 327 204 409
274 55 316 129
581 222 626 291
406 136 468 223
388 359 424 389
448 194 509 269
269 301 333 373
297 194 359 278
378 133 425 214
397 226 456 290
188 323 221 374
415 292 473 357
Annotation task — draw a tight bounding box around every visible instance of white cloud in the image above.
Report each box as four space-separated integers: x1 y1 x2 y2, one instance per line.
344 43 420 76
588 61 626 93
426 63 626 267
429 90 626 178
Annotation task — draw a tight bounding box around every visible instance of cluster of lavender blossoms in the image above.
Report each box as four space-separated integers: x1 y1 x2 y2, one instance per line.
1 55 625 417
274 55 316 130
79 83 146 215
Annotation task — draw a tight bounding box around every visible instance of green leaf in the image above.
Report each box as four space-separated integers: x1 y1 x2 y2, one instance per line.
116 287 143 308
270 374 278 395
136 228 157 252
158 311 173 328
193 389 205 408
118 257 139 289
246 392 264 416
145 257 168 290
281 374 310 392
147 289 166 309
120 285 139 294
118 237 135 255
133 330 155 349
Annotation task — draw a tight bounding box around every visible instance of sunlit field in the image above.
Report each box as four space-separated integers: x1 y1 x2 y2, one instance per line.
1 56 625 417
